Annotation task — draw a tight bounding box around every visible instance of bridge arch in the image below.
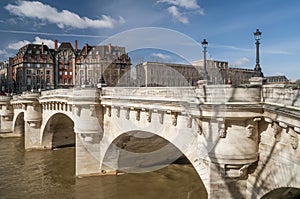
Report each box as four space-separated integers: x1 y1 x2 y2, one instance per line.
41 113 75 149
100 126 210 195
13 111 25 136
261 187 300 199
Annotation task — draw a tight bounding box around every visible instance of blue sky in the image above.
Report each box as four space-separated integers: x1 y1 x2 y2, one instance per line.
0 0 299 81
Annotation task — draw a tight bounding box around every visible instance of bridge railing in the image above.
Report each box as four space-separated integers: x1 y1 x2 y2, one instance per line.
0 95 12 102
101 87 197 101
262 84 300 108
195 82 262 104
41 89 73 97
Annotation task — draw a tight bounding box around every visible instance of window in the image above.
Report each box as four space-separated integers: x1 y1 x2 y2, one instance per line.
37 64 40 68
69 71 73 75
64 78 67 84
27 77 31 85
68 79 72 84
46 70 50 75
59 71 62 76
64 71 68 76
26 70 31 75
46 64 50 68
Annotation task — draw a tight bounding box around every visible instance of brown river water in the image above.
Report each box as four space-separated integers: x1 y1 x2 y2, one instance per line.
0 138 207 199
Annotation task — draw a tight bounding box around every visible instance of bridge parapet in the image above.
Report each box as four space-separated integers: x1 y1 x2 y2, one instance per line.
197 82 262 104
11 92 41 127
263 84 300 107
0 95 13 117
0 95 13 134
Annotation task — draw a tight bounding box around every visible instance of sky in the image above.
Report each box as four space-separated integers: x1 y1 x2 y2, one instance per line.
0 0 299 81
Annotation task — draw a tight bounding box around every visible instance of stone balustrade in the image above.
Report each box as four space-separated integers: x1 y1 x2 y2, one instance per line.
263 84 300 108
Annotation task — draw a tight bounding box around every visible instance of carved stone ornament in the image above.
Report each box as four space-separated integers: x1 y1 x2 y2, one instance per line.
225 164 250 178
159 112 164 124
125 108 130 120
219 128 226 138
90 105 95 116
272 122 282 141
116 107 120 118
218 122 226 138
246 124 255 139
106 106 111 117
75 105 81 116
171 112 178 126
196 118 203 135
146 110 151 123
135 109 141 121
288 128 298 150
239 164 250 178
187 116 192 128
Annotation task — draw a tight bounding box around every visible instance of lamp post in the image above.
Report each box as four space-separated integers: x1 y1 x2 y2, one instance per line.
254 29 263 76
201 39 209 80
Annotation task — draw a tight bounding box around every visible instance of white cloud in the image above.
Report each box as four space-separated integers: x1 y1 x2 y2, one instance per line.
8 40 30 50
0 49 6 55
0 49 14 60
158 0 204 24
232 57 250 66
167 6 189 24
32 37 57 49
5 1 125 29
152 53 171 60
8 37 59 50
158 0 201 10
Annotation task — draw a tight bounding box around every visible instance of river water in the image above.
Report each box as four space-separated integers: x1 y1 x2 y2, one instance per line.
0 138 207 199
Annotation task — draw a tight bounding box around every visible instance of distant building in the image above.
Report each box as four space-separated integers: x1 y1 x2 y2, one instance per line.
55 41 76 88
193 60 263 85
136 62 201 87
227 67 257 85
76 44 131 87
265 75 289 84
12 44 55 93
192 60 228 84
0 58 14 93
0 62 6 91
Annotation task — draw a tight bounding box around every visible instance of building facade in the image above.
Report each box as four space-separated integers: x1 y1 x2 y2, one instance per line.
136 62 201 87
12 44 55 93
0 58 14 93
55 42 77 88
193 59 264 85
76 44 131 87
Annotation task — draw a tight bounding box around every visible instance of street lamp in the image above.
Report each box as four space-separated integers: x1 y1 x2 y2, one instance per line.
254 29 263 76
201 39 209 80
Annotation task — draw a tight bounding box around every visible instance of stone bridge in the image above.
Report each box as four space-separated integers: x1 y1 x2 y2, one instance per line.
0 78 300 199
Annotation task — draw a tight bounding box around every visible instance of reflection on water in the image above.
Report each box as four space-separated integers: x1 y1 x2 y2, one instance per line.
0 138 207 199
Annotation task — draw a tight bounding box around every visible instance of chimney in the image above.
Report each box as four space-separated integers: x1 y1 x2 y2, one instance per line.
108 43 112 53
75 40 78 51
85 43 88 55
41 42 44 54
54 39 58 50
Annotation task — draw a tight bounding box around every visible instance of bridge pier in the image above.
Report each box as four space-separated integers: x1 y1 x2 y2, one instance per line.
0 95 13 137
